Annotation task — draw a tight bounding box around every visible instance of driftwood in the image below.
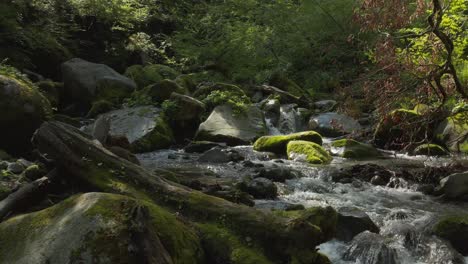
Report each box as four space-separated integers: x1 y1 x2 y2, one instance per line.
33 121 324 262
0 169 57 221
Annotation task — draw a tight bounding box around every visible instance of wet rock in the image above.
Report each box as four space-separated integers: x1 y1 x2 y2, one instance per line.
255 201 305 211
336 207 380 242
108 146 140 165
286 141 332 165
434 215 468 255
385 211 409 221
139 79 187 103
0 71 52 154
91 115 111 144
238 177 278 199
254 131 323 155
261 99 281 126
61 58 136 108
332 164 393 185
184 141 226 153
371 175 387 186
343 231 399 264
278 104 300 134
166 92 206 141
198 147 244 163
195 104 267 146
330 139 381 159
309 112 362 137
255 167 302 182
437 172 468 200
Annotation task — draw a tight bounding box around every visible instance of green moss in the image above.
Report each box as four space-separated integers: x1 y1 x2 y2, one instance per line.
287 141 332 164
197 223 273 264
413 143 448 156
131 115 175 153
95 78 134 104
125 64 180 89
254 131 323 155
193 82 246 100
143 79 187 103
269 72 309 98
86 100 115 118
36 80 62 108
433 214 468 255
175 74 197 93
331 139 381 159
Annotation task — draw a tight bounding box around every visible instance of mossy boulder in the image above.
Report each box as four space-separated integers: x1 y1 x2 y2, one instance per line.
124 64 180 89
434 215 468 255
175 74 198 93
254 131 323 155
141 79 188 103
435 112 468 154
412 143 448 156
61 58 136 109
330 139 381 159
374 109 426 150
287 141 332 164
193 82 246 100
0 67 52 154
0 192 205 264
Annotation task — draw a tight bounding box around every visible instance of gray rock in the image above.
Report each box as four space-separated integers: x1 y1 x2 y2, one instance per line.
336 207 380 242
7 162 25 174
255 167 302 183
184 141 227 153
169 92 206 121
61 58 136 104
198 147 231 163
91 115 111 144
343 231 399 264
313 100 337 112
278 104 300 134
309 112 362 137
262 99 281 126
195 104 267 145
438 172 468 199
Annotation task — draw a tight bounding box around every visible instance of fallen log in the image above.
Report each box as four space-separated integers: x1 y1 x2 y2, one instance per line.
33 121 329 263
0 169 57 221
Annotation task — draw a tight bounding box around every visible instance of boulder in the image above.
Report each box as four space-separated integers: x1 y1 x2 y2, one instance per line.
86 100 115 118
412 143 449 156
336 207 380 242
343 231 399 264
61 58 136 108
97 106 175 153
286 141 332 165
141 79 187 103
437 172 468 199
435 112 468 154
0 192 204 264
124 64 180 89
184 141 227 153
175 74 197 93
434 215 468 255
238 177 278 199
165 93 206 141
330 139 381 159
0 69 52 154
36 80 62 108
254 131 323 155
255 166 303 182
195 104 267 146
309 112 362 137
374 109 425 150
193 82 246 100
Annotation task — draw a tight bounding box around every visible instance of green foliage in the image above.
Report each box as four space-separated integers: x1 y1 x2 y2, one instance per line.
202 90 251 115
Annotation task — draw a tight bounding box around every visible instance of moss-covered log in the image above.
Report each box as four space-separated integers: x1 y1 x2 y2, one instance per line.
33 121 330 263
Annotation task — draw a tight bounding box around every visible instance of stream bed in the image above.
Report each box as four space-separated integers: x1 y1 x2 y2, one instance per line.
138 145 468 264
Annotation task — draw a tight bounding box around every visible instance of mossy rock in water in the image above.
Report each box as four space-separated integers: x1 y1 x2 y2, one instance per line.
86 100 115 118
412 143 448 156
36 80 62 108
124 64 180 89
373 109 426 150
0 66 52 154
0 192 205 264
131 115 175 153
193 82 246 100
331 139 381 159
434 215 468 255
287 141 332 164
254 131 323 155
